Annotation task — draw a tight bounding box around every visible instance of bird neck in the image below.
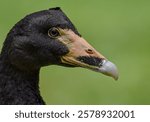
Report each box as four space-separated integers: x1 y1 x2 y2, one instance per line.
0 56 45 105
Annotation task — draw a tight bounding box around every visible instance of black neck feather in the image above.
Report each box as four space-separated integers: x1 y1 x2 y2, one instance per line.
0 55 45 105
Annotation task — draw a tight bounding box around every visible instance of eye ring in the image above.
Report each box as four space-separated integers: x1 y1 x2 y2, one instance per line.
48 27 60 38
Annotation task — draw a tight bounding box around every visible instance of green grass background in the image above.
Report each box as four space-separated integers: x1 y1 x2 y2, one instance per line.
0 0 150 104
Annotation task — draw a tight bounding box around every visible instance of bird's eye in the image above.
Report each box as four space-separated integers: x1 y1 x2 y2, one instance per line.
48 27 60 38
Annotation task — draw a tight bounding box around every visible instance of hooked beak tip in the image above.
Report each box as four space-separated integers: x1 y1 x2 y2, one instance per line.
98 60 119 80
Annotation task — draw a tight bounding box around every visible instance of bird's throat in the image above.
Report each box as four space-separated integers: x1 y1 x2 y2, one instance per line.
0 57 45 105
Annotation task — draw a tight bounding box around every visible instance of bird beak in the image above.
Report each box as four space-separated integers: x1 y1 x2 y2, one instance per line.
59 29 119 80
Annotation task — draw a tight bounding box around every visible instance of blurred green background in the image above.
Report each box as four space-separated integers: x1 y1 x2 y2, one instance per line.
0 0 150 104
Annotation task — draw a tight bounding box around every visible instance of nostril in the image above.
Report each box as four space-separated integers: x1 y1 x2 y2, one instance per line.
85 49 94 54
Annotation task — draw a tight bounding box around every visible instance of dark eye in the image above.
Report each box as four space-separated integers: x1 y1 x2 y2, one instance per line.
48 27 60 38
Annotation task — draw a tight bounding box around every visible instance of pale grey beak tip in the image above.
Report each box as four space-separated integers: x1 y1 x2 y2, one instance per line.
98 60 119 80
